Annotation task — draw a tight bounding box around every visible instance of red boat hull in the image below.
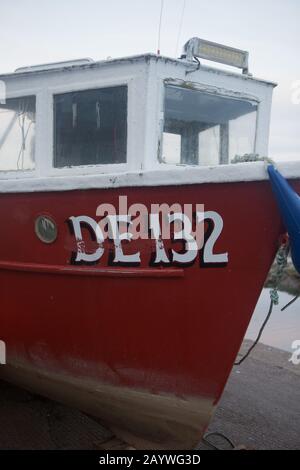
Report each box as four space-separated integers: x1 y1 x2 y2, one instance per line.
0 180 294 448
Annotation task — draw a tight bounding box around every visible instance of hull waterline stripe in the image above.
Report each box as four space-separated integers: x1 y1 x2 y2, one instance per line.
0 260 184 278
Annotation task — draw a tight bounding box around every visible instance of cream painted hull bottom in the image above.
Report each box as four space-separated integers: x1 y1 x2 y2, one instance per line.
0 361 214 450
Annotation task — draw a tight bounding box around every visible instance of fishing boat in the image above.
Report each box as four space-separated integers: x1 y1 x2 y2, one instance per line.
0 37 299 449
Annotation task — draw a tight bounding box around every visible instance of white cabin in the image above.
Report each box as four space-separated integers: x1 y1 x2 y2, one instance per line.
0 38 279 193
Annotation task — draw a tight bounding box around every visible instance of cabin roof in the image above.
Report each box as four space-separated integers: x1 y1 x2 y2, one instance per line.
0 53 277 87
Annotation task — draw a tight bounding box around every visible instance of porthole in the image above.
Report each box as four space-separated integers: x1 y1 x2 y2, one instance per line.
35 215 58 244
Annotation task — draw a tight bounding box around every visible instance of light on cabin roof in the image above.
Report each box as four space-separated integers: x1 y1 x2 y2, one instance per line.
183 38 249 74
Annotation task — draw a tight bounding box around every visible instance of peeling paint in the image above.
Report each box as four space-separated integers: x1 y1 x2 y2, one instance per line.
0 358 214 450
164 78 261 103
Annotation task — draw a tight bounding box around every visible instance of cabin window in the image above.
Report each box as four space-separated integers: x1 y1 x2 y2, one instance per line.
53 86 127 168
0 96 36 172
161 85 257 166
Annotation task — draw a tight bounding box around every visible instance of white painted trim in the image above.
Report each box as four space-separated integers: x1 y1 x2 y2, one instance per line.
0 54 277 88
1 161 300 194
0 170 36 180
2 88 42 100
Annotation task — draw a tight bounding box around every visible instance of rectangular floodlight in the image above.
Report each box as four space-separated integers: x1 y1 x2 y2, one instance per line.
183 38 249 73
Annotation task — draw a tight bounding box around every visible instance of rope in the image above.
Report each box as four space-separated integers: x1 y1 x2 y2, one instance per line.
281 295 299 311
269 241 290 305
234 240 289 366
202 431 235 450
234 299 274 366
232 154 296 362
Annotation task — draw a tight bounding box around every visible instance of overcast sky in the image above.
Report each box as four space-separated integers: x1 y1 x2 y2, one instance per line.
0 0 299 161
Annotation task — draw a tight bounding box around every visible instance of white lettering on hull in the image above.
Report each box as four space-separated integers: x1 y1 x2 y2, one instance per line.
68 204 228 268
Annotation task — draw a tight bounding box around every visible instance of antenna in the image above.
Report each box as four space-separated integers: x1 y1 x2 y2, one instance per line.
157 0 165 55
175 0 186 57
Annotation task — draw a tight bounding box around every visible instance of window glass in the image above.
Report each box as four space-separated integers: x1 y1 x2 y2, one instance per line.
0 96 36 171
198 125 220 166
162 132 181 164
162 85 257 166
54 86 127 168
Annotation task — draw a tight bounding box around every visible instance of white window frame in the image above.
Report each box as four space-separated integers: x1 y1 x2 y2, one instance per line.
0 87 42 180
156 79 261 169
41 76 136 177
